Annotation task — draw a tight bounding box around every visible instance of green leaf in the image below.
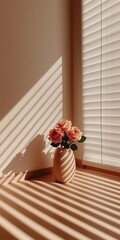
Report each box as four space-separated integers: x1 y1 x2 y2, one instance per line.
70 144 78 151
62 133 69 142
78 135 87 143
62 142 69 148
50 142 60 147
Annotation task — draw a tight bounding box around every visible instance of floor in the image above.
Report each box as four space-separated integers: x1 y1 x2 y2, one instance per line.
0 169 120 240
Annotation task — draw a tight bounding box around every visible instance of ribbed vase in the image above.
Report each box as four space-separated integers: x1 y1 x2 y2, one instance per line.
53 148 76 183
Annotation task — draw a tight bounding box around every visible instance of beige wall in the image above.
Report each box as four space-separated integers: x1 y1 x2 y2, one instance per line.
0 0 72 177
72 0 84 160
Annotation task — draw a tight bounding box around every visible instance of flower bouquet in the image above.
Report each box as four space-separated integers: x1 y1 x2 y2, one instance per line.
48 119 86 151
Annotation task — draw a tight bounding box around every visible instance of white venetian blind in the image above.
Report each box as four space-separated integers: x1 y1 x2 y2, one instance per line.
82 0 120 170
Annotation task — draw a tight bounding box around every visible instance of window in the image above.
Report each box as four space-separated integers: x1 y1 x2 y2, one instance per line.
82 0 120 170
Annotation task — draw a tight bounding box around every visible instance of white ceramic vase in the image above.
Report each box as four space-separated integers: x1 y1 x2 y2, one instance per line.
53 148 76 183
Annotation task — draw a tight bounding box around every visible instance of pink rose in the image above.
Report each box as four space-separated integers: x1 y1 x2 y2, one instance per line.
57 119 72 131
66 126 82 141
48 128 63 143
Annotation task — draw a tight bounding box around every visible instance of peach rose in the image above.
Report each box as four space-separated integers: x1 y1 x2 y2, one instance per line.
57 119 72 131
48 128 63 143
66 126 82 141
